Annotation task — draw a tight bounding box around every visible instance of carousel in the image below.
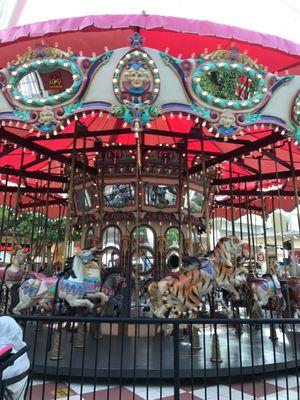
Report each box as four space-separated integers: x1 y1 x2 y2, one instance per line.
0 14 299 378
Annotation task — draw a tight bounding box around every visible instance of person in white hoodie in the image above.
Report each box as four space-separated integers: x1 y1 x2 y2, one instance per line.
0 316 30 400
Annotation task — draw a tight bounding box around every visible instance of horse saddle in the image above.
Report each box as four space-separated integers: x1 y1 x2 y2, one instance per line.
31 272 58 284
35 276 58 296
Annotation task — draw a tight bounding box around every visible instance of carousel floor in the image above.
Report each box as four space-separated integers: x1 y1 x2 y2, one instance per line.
23 322 300 380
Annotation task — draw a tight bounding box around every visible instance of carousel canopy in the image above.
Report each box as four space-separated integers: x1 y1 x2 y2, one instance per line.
0 14 299 219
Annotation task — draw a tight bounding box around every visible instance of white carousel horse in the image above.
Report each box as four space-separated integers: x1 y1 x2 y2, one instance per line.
249 259 286 317
148 236 248 319
0 250 28 290
10 249 108 315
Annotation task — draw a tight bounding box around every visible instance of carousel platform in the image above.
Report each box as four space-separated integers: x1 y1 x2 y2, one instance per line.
23 322 300 379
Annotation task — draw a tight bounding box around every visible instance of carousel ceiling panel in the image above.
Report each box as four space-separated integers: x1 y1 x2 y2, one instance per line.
0 15 298 218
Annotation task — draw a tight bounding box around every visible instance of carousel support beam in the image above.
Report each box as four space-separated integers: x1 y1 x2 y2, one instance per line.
213 169 300 185
190 130 282 174
0 126 97 176
234 160 259 175
19 199 67 209
0 166 67 183
217 190 295 197
0 185 67 194
216 200 261 212
261 149 292 170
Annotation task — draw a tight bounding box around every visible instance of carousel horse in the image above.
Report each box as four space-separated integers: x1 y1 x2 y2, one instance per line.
0 250 28 291
148 236 248 319
10 249 109 315
281 277 300 317
97 267 127 316
248 259 286 318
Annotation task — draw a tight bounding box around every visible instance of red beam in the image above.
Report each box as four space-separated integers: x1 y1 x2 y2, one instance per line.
213 169 300 185
0 166 67 183
189 130 282 174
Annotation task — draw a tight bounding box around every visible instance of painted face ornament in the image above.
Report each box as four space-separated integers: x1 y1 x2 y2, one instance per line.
38 106 55 126
218 109 237 134
122 60 151 95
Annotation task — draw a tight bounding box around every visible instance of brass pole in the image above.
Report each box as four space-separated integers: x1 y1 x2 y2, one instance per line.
200 132 211 251
11 147 25 260
229 161 235 236
0 170 9 244
134 130 142 316
288 140 300 234
63 121 79 263
3 194 13 264
258 157 269 271
178 149 183 270
80 137 87 249
245 187 252 263
273 145 287 262
185 139 193 255
42 161 51 267
271 195 278 259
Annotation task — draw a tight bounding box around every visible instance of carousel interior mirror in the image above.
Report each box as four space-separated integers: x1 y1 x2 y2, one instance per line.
84 227 95 249
17 68 74 98
102 226 121 269
165 227 181 249
102 248 120 269
166 251 180 271
102 226 121 249
104 184 135 208
132 226 155 249
74 184 98 213
132 248 154 275
184 190 204 213
145 184 177 209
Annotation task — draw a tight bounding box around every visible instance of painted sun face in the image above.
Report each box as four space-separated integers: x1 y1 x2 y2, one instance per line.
124 68 150 89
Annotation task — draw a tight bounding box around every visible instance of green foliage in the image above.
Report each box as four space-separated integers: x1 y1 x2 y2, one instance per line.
199 70 258 100
0 206 67 245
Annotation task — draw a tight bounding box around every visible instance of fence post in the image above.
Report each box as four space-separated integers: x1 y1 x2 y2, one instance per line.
173 322 180 400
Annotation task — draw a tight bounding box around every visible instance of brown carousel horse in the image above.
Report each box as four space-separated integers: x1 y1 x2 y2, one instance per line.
281 277 300 317
0 249 28 308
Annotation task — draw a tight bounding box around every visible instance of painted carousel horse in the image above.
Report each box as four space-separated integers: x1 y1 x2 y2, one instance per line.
0 250 28 291
248 259 286 318
0 250 28 306
10 249 109 315
148 236 248 319
280 277 300 317
97 267 127 316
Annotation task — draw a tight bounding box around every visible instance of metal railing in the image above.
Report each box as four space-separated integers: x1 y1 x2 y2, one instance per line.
3 314 299 399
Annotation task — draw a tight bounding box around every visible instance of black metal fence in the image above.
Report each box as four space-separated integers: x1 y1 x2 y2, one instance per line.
2 315 300 399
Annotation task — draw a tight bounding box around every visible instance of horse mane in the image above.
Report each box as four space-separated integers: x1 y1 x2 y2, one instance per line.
211 238 233 268
101 267 124 280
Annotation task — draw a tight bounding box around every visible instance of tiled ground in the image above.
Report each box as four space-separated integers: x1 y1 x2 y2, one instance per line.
25 374 300 400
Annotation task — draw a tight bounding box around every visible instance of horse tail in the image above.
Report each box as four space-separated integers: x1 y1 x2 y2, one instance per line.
0 265 8 303
9 282 21 313
52 275 63 315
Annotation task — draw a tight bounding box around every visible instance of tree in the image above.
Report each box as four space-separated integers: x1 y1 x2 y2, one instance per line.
0 206 68 259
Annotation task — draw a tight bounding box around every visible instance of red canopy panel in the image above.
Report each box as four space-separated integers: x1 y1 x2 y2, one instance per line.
0 15 299 72
0 15 299 218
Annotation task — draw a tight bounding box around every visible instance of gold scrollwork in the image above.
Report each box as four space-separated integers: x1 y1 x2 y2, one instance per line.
202 49 262 69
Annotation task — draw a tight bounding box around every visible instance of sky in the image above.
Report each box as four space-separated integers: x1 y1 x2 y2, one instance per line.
0 0 299 44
